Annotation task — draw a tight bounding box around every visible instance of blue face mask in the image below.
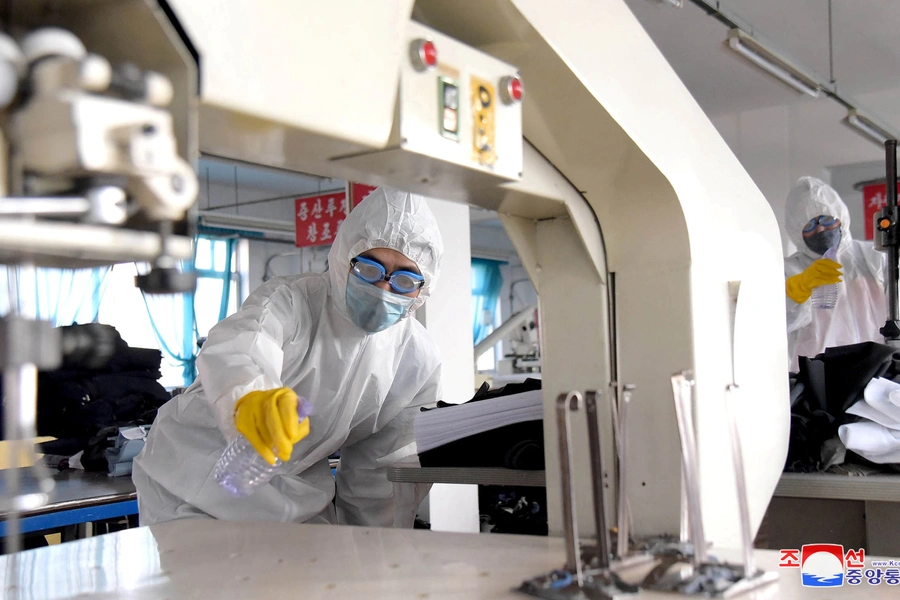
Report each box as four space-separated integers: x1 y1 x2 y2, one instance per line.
345 274 415 333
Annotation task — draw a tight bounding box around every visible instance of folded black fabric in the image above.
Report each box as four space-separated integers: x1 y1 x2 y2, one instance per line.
820 342 899 413
418 378 544 469
36 373 169 439
419 419 544 470
0 324 170 471
786 341 900 472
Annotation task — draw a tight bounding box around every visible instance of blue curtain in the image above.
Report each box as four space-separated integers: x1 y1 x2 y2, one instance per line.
1 266 110 325
471 258 505 345
214 238 236 322
140 263 198 386
141 236 236 386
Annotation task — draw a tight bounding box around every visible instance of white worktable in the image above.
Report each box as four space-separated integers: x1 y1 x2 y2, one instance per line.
0 520 897 599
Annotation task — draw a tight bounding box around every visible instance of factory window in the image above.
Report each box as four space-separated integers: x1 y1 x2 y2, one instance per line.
193 236 244 339
97 236 247 389
473 257 505 373
475 297 502 372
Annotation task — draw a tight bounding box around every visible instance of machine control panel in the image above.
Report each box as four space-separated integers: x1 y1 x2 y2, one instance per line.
397 21 523 184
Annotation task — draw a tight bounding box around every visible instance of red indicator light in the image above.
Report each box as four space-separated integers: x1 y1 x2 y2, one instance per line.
500 75 524 104
410 38 437 71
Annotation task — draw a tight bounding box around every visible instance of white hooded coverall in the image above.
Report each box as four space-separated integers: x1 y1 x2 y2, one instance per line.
132 188 444 526
784 177 887 370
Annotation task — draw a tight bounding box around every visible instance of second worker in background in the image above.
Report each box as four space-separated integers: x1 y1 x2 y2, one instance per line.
784 176 887 370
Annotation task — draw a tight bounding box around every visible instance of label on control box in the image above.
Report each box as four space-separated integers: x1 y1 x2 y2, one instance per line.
470 75 497 167
438 76 459 140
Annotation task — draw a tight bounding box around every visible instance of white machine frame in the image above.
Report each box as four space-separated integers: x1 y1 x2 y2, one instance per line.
167 0 790 549
7 0 789 560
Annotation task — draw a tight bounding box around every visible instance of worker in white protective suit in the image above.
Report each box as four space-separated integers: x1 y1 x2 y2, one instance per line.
133 188 443 526
784 176 887 370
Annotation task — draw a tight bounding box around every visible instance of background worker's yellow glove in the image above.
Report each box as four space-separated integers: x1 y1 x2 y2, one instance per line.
785 258 842 304
234 387 310 465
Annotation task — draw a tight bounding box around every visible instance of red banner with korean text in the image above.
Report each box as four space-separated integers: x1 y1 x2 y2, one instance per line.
348 183 378 209
295 192 348 248
863 182 900 241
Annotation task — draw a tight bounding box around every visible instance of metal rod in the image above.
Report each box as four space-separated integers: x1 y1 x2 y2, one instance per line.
680 469 690 544
616 385 634 559
888 140 898 220
584 391 611 569
2 363 23 556
2 262 32 557
473 304 538 359
607 273 619 392
556 391 584 585
725 384 755 578
670 372 707 566
0 197 90 216
2 263 54 561
608 383 623 552
886 140 899 325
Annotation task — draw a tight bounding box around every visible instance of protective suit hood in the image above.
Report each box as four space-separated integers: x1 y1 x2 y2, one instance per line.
785 176 852 259
328 187 443 318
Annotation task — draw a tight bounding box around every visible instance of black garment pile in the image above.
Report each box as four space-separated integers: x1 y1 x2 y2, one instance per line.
418 378 543 470
479 486 548 536
0 323 171 472
787 341 900 473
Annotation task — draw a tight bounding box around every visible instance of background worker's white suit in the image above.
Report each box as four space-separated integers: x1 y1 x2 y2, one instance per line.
784 176 886 370
133 188 444 526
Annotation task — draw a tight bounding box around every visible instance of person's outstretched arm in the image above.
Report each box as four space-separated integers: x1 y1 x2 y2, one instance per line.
197 279 308 445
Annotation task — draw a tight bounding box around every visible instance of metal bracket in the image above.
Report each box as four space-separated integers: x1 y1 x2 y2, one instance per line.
0 317 62 370
640 375 778 597
518 390 638 599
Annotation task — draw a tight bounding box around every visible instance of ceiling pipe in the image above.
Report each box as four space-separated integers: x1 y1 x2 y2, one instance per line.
678 0 900 145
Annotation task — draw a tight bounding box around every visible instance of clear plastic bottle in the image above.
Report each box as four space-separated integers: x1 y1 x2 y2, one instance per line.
214 396 313 498
810 246 839 310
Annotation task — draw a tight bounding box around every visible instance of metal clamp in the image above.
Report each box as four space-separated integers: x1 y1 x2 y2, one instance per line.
518 391 638 599
640 374 777 596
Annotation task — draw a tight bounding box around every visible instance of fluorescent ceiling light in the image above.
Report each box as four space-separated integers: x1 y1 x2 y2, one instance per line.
197 212 295 242
648 0 683 7
726 29 821 97
843 109 898 146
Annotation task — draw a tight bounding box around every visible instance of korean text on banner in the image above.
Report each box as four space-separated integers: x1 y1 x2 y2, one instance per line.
295 192 348 247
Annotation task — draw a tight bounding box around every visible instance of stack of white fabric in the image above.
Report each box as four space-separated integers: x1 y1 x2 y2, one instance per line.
414 389 542 453
838 378 900 464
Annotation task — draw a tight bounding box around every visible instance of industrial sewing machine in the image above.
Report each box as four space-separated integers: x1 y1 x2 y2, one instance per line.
0 1 814 598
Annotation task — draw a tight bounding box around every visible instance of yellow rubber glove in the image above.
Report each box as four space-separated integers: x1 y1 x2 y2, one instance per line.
234 387 310 465
785 258 842 304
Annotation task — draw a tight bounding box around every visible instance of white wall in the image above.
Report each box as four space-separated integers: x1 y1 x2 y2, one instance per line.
711 107 828 256
710 86 900 256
